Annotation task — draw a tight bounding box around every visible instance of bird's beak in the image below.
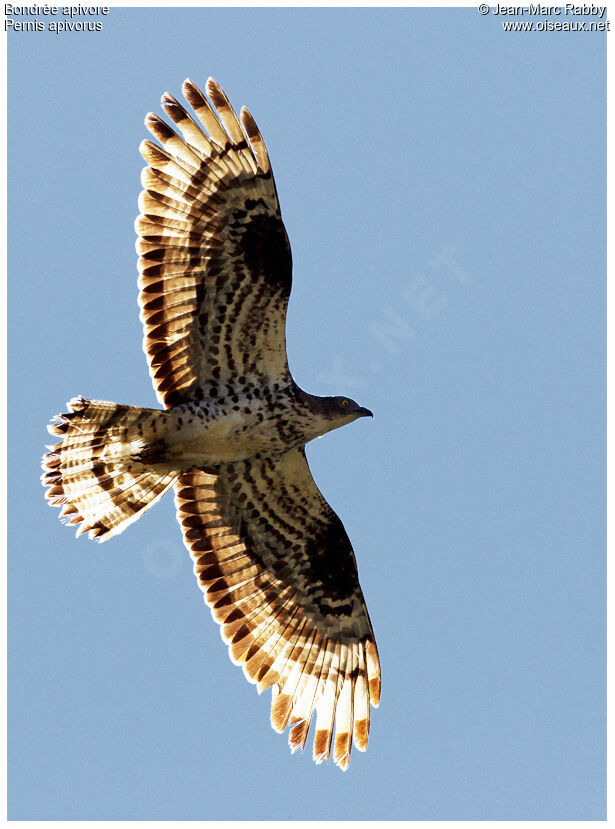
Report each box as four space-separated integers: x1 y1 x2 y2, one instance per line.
358 407 373 418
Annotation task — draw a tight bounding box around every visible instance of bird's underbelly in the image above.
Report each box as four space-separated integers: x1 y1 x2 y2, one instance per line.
164 404 297 466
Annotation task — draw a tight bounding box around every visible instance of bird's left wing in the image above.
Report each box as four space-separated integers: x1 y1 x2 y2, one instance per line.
136 78 292 409
174 449 380 770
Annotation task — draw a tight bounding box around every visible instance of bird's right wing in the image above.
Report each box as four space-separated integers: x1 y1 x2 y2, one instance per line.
137 78 293 409
174 449 380 770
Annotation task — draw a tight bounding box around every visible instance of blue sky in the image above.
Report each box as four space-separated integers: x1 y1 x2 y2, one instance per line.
8 7 605 820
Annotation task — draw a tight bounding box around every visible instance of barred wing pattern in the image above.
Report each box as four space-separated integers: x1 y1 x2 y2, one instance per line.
174 449 381 770
137 78 292 409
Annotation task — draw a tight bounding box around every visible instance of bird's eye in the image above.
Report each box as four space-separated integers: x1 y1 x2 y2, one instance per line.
341 399 350 408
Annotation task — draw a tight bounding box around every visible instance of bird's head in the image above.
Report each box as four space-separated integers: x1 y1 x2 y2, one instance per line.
323 395 373 425
298 390 373 439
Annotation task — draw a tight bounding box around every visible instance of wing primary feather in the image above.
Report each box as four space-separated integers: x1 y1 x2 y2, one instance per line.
273 626 318 736
365 638 381 707
287 631 325 753
182 77 230 149
333 644 355 771
160 92 214 160
145 113 204 171
205 77 246 145
313 638 340 764
353 641 371 752
240 107 271 174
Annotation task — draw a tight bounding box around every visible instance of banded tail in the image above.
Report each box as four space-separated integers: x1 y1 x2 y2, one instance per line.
42 397 178 541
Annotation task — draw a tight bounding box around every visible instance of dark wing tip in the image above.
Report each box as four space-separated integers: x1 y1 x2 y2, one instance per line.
206 76 219 95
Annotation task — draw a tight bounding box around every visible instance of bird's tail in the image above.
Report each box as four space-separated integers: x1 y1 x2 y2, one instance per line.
42 396 179 542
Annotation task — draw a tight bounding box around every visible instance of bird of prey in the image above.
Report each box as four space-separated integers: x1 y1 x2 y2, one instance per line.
42 78 380 770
